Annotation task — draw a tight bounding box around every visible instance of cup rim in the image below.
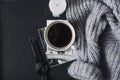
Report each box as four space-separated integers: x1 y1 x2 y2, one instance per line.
44 20 75 51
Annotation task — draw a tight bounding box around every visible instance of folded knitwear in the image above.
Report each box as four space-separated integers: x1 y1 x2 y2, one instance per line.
66 0 120 80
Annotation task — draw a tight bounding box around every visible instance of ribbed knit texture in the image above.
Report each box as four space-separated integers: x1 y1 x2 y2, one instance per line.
66 0 120 80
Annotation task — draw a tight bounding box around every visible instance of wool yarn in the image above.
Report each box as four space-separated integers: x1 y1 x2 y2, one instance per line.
66 0 120 80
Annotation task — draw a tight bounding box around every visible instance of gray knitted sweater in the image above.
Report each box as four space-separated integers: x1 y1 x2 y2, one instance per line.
66 0 120 80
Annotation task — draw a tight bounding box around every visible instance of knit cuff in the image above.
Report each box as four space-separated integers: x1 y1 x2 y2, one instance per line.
68 61 103 80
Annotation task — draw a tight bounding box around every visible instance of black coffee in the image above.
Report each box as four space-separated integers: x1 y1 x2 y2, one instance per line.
48 23 72 48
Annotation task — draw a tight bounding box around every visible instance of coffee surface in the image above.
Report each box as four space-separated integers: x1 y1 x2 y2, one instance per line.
48 23 72 47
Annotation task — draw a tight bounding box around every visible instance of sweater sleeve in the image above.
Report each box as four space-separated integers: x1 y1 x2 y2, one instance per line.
68 60 103 80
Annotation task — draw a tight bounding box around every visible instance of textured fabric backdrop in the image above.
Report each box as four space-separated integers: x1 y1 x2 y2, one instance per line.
66 0 120 80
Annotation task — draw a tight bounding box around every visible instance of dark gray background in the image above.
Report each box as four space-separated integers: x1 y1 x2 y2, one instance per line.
0 0 65 80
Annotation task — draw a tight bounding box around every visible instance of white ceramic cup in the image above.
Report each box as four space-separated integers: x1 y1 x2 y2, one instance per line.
44 20 75 51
